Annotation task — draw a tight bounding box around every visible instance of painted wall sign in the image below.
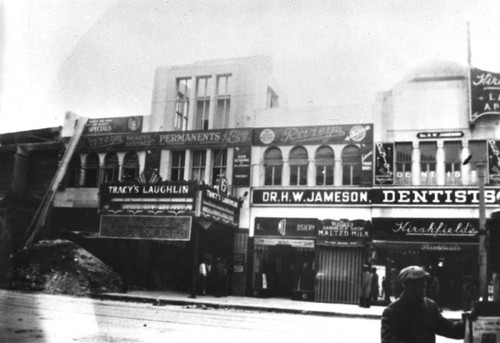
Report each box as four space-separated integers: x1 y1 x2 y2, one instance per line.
417 131 464 139
252 124 373 146
78 128 252 152
317 219 369 244
83 116 143 135
99 181 197 212
254 217 318 238
372 217 479 243
232 145 251 187
100 215 192 241
488 140 500 184
372 188 500 205
470 67 500 122
252 188 500 206
374 143 394 185
252 189 371 205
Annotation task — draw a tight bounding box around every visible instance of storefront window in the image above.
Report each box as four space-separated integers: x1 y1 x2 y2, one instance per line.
84 153 100 187
264 147 283 186
315 145 334 185
420 142 437 185
289 146 308 186
342 145 361 185
444 141 462 185
395 142 412 185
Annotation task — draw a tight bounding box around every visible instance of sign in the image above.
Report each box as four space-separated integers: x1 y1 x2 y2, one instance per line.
372 217 479 243
466 316 500 343
254 217 318 238
253 188 500 206
488 140 500 184
99 181 197 212
417 131 464 139
83 116 143 135
254 237 315 248
252 189 371 205
233 146 251 186
470 67 500 122
372 188 500 206
100 215 192 240
78 128 252 152
317 219 369 245
199 187 240 227
374 143 394 185
253 124 373 146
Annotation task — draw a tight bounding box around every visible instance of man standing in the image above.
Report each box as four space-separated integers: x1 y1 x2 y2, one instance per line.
381 266 464 343
359 265 372 308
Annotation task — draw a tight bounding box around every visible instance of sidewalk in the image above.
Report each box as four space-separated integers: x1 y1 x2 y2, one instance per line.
90 290 464 320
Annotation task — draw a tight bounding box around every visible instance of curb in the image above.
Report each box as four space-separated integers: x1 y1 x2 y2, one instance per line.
89 293 382 320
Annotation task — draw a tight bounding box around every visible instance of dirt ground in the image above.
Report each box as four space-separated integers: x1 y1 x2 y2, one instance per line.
6 239 123 295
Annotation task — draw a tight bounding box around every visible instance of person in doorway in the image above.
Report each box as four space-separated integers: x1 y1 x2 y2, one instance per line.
214 257 227 297
198 259 208 295
382 276 391 304
381 266 464 343
371 267 380 302
359 265 372 308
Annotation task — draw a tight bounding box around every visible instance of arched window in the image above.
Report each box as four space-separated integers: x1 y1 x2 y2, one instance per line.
84 153 100 187
103 153 119 183
64 154 81 187
315 146 334 185
122 152 139 181
342 145 361 185
289 146 308 186
264 147 283 186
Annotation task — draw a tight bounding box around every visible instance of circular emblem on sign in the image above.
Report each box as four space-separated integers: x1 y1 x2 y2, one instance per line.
127 117 141 131
349 125 367 142
259 128 275 145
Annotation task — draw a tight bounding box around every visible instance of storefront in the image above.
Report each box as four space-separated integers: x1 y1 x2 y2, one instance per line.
96 180 241 295
315 219 370 304
372 217 479 309
252 217 317 300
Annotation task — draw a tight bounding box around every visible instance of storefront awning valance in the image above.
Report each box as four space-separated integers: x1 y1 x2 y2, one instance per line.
372 240 479 252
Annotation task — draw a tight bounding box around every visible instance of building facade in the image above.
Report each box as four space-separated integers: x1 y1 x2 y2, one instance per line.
47 57 500 307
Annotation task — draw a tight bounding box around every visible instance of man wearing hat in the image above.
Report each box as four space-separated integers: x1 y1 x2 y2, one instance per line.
381 265 464 343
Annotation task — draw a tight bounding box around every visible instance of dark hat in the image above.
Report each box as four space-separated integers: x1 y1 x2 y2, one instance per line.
398 266 430 283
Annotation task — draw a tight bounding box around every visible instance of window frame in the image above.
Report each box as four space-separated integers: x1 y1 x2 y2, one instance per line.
264 147 283 186
195 76 211 130
171 150 186 181
342 145 361 186
315 145 334 186
289 146 308 186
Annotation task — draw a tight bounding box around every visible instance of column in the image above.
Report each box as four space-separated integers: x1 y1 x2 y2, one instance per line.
137 151 146 173
160 150 171 181
436 141 445 186
226 148 234 192
79 153 87 186
307 158 316 186
184 149 192 181
282 156 290 186
411 143 421 186
205 149 213 185
117 152 125 181
98 153 106 185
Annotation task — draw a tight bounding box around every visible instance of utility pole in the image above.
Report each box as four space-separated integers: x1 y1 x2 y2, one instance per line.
477 162 488 301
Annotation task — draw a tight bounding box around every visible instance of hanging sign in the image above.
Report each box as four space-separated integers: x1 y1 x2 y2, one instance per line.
254 217 318 238
470 67 500 122
374 143 394 185
83 116 143 135
233 145 251 186
488 140 500 184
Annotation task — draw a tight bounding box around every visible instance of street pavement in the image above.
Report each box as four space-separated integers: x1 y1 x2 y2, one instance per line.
90 290 464 320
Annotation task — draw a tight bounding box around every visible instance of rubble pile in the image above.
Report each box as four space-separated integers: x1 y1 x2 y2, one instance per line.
7 239 123 295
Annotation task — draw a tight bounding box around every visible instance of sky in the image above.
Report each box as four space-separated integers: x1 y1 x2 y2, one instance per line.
1 0 500 134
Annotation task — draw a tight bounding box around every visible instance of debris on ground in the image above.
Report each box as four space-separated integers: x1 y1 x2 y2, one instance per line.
6 239 123 295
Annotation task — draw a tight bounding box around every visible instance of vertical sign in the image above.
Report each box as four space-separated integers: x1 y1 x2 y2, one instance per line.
233 146 251 186
488 140 500 184
375 143 394 185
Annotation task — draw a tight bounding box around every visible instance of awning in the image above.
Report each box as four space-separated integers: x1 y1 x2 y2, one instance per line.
254 237 314 249
372 240 479 251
